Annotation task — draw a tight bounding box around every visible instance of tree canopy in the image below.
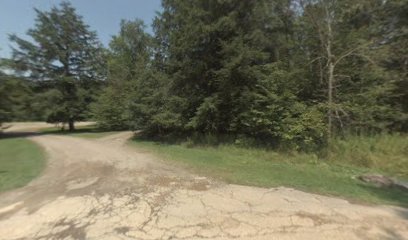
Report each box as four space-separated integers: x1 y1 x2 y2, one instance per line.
6 2 105 130
1 0 406 150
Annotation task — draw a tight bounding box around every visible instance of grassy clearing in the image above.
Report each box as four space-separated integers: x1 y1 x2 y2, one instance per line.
0 137 45 192
130 137 408 207
40 124 121 139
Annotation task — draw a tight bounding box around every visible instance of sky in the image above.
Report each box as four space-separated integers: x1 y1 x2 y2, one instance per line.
0 0 162 58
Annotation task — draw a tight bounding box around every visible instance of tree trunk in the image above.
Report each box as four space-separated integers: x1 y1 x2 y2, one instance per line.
327 60 334 143
68 120 75 131
325 4 334 146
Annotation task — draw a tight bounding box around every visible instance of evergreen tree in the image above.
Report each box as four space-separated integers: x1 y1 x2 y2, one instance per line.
8 1 105 131
0 72 36 129
148 0 325 149
154 1 284 131
93 19 155 130
376 0 408 131
0 71 11 129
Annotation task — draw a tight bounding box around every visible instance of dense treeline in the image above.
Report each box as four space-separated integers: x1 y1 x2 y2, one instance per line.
1 0 407 151
95 0 407 150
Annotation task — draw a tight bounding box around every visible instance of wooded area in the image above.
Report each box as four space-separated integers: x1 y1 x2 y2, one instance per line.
1 0 407 152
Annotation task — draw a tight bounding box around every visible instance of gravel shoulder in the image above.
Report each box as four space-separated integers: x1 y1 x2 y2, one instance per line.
0 124 407 240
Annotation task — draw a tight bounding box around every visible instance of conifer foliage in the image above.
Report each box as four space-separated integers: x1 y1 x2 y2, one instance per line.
1 0 406 150
7 2 105 131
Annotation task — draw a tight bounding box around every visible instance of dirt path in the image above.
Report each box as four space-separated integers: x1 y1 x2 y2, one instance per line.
0 127 407 240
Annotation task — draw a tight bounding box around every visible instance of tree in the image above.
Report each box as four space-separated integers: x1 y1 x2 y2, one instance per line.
154 1 285 130
0 72 35 130
296 0 401 142
375 0 408 131
0 71 11 129
153 1 309 144
93 19 154 130
90 0 405 152
7 1 105 131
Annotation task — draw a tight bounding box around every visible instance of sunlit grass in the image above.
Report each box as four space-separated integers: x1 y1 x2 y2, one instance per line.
0 138 45 192
329 134 408 178
130 137 408 207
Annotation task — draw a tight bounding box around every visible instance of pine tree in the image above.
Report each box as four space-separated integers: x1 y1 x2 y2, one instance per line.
8 1 105 131
376 0 408 131
93 19 155 130
154 1 290 132
0 71 11 129
0 72 35 129
150 0 323 148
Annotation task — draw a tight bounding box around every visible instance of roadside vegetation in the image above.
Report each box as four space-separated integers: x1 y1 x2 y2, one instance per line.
0 137 45 192
131 134 408 207
329 134 408 179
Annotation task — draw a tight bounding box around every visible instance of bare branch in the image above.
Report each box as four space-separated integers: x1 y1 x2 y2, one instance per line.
338 107 349 117
333 42 372 67
353 53 377 66
309 56 327 65
334 74 351 80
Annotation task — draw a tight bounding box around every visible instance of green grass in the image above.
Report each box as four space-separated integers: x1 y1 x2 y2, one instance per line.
0 137 46 192
40 124 121 139
130 138 408 207
329 134 408 178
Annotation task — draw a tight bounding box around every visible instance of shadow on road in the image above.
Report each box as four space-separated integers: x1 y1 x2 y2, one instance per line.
381 227 407 240
0 125 109 140
0 131 43 139
352 183 408 209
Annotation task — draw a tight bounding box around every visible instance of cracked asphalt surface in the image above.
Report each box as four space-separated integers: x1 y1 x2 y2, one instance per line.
0 123 407 240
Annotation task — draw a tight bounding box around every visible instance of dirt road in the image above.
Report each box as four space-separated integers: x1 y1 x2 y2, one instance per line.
0 126 407 240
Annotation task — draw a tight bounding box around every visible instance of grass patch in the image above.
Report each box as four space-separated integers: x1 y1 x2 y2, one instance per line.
40 124 121 139
329 134 408 178
130 138 408 207
0 137 45 192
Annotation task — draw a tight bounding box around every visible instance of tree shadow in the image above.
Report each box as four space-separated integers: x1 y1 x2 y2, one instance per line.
0 125 108 140
380 227 407 240
42 127 108 135
0 131 42 139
